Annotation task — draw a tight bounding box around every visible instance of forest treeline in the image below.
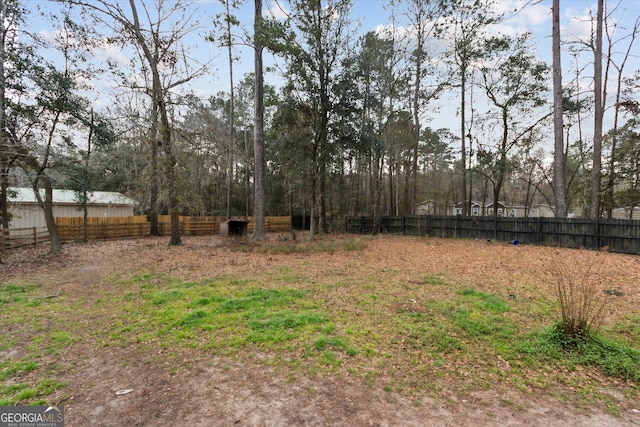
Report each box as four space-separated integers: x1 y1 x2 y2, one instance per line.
1 0 639 252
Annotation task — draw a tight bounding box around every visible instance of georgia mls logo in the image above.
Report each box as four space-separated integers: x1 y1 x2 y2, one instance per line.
44 406 63 416
0 405 64 427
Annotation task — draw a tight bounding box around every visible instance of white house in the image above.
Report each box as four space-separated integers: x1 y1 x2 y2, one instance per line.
611 207 640 220
450 201 555 217
7 187 137 229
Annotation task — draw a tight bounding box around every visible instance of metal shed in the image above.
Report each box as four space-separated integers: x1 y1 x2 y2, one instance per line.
7 187 137 229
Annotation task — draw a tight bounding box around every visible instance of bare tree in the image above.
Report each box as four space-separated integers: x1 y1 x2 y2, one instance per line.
253 0 266 240
79 0 211 245
392 0 447 215
591 0 604 218
444 0 498 216
210 0 242 220
477 33 549 223
604 13 640 217
552 0 567 217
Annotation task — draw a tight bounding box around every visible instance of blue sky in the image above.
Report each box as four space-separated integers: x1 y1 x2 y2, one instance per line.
23 0 640 150
197 0 640 142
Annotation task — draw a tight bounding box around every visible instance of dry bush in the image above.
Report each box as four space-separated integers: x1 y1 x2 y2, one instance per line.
550 252 611 343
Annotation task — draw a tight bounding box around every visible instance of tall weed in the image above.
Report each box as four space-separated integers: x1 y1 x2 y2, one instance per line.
550 252 610 344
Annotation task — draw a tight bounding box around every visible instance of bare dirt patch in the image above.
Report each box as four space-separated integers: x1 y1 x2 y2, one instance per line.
1 234 639 426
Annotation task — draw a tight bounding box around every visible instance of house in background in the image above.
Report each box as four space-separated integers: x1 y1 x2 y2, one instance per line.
449 201 555 217
7 187 137 229
524 204 555 218
612 207 640 220
417 199 451 216
451 201 484 216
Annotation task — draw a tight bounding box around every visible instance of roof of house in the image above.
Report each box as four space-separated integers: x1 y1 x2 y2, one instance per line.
9 187 136 206
453 200 484 207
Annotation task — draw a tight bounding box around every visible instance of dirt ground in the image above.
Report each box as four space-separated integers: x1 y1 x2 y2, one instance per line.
1 234 639 426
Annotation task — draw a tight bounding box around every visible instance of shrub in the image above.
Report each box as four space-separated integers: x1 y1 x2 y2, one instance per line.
550 252 610 343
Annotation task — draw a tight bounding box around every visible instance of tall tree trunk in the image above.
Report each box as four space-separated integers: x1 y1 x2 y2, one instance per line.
32 177 61 254
83 109 94 242
460 65 468 216
309 173 317 241
225 0 235 220
252 0 266 241
0 168 8 230
128 0 181 245
605 16 639 217
552 0 567 217
411 41 421 215
318 163 327 233
591 0 604 218
0 1 9 232
244 129 250 217
161 108 181 245
149 138 159 236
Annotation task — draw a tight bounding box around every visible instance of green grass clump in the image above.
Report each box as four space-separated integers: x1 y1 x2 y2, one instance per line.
0 284 37 305
114 278 353 366
0 379 65 405
459 289 511 313
0 360 39 381
518 323 640 381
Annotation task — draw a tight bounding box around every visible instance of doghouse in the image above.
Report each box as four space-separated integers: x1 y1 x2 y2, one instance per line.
220 219 248 237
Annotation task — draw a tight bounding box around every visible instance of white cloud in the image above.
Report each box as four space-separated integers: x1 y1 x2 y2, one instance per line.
266 1 290 20
562 6 595 43
490 0 551 37
94 38 130 67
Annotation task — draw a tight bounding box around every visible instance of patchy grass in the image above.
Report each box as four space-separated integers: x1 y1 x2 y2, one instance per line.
103 276 355 370
518 323 640 382
0 378 66 406
1 234 638 413
0 283 71 406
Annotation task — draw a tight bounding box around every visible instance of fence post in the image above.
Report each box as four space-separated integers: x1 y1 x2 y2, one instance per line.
453 215 456 238
33 227 37 247
1 228 4 253
595 217 600 250
537 216 543 245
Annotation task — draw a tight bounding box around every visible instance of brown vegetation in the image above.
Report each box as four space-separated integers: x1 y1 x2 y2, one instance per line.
1 234 639 426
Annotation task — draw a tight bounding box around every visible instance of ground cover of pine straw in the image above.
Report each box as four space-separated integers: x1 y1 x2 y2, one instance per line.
1 233 639 426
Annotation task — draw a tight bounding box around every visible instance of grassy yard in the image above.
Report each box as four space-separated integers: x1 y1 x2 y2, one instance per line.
1 234 639 423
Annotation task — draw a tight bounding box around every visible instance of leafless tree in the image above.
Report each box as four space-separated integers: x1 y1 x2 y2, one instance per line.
78 0 211 245
253 0 266 240
592 0 604 218
552 0 567 217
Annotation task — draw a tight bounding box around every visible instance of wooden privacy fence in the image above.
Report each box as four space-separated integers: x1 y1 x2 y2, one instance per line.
155 216 292 235
1 216 292 251
56 215 150 241
345 215 640 255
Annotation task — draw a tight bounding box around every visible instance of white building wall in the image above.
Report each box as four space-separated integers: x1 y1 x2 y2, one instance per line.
612 207 640 220
8 203 135 230
9 205 46 229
